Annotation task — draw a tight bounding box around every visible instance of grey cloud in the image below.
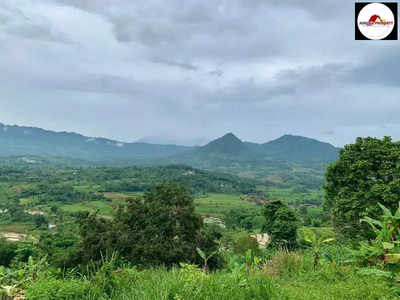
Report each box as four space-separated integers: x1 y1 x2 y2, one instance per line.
0 0 399 145
38 74 141 96
44 0 109 14
209 69 223 77
0 1 72 44
322 130 335 135
240 0 349 21
0 1 30 22
5 22 73 44
106 3 252 46
151 58 200 71
344 45 400 87
0 14 11 25
46 0 301 61
71 60 349 105
261 62 353 97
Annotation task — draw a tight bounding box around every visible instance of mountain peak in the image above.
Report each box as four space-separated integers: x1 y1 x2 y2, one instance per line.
200 133 250 156
221 132 237 138
218 132 242 142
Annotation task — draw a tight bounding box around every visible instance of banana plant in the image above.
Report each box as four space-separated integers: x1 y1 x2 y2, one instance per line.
245 249 252 274
301 227 335 270
358 203 400 270
196 247 217 274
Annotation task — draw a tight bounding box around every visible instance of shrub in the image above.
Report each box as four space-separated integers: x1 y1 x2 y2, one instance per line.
232 233 260 256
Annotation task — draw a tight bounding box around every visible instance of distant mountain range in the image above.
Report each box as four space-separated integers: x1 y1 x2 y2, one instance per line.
0 123 341 164
0 123 193 161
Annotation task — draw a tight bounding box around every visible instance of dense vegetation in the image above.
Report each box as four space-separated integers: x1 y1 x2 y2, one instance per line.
2 135 400 299
324 136 400 240
0 124 338 191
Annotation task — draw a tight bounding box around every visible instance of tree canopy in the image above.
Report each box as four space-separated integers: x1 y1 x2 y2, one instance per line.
323 136 400 240
262 200 299 248
73 182 221 269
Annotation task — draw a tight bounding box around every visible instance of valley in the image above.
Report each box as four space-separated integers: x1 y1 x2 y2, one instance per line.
0 124 398 299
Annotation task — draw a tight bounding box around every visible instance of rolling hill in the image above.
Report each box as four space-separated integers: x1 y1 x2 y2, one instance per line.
259 134 340 162
0 123 193 161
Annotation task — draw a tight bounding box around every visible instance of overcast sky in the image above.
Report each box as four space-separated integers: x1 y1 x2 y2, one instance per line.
0 0 399 146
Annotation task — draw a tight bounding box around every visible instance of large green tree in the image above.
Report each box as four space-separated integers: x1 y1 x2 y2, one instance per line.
115 181 204 267
262 200 299 249
324 136 400 240
74 182 221 269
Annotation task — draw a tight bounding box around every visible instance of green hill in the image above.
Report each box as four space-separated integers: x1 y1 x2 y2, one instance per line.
259 134 340 162
157 133 259 168
197 133 253 156
0 123 193 161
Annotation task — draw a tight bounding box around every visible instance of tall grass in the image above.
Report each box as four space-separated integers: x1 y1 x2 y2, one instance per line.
23 249 399 300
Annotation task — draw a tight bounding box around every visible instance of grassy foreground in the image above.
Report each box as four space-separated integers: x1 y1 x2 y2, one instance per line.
16 250 399 300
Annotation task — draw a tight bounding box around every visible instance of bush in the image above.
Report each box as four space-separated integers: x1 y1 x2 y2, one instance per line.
0 238 18 266
232 233 260 256
25 278 90 300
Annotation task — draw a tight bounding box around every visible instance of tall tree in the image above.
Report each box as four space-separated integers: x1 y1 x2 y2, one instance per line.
115 181 204 267
262 200 299 249
74 182 220 269
324 136 400 240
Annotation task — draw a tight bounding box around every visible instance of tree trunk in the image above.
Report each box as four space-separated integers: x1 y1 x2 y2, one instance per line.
314 251 318 270
204 262 209 274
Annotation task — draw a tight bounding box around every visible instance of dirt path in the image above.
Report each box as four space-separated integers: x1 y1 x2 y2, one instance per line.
251 233 270 248
1 232 26 242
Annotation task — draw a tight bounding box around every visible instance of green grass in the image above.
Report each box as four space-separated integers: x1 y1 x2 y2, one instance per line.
0 222 33 234
194 193 258 215
20 197 37 204
268 188 323 204
60 201 115 215
269 188 293 198
101 192 144 200
24 257 398 300
66 193 260 217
